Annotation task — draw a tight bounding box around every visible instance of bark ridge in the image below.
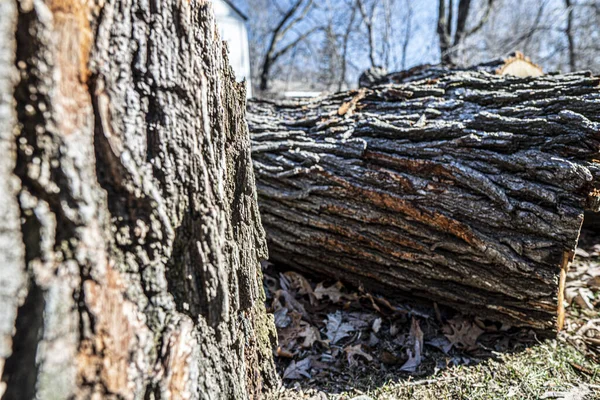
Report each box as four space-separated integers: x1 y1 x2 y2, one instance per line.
0 1 277 398
249 69 600 330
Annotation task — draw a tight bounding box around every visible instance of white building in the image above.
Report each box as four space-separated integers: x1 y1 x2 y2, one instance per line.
212 0 253 97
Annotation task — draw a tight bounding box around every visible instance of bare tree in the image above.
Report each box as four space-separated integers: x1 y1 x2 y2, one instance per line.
258 0 321 91
356 0 379 67
564 0 576 71
401 0 413 70
437 0 496 65
339 6 358 91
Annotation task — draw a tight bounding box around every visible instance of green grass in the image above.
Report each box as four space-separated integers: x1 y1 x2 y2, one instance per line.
351 341 599 400
271 340 600 399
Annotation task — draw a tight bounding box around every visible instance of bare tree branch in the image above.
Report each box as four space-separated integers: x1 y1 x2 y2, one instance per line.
437 0 452 64
259 0 317 91
401 0 413 70
564 0 577 71
356 0 378 67
339 6 358 91
464 0 496 37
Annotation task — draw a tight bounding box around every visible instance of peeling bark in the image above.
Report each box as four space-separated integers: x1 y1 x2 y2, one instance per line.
0 1 277 399
249 69 600 331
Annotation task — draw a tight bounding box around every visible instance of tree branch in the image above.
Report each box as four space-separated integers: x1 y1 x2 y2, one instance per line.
464 0 496 37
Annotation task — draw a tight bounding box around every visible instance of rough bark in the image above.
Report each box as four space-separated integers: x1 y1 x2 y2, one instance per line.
0 1 277 399
361 52 544 88
248 70 600 331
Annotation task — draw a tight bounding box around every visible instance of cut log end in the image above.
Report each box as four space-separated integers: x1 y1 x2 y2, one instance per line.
496 51 544 78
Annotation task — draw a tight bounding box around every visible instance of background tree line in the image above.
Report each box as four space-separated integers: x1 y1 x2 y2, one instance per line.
230 0 600 94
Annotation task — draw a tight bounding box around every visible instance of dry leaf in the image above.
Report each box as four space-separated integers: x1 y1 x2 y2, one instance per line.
381 350 400 365
344 344 373 366
314 282 357 304
277 347 294 358
400 349 421 372
576 248 591 258
346 312 372 330
298 324 322 348
274 307 291 328
372 318 382 333
284 271 317 305
324 311 355 344
277 312 304 350
390 322 400 336
443 317 484 351
400 318 423 372
368 332 380 347
274 289 307 317
283 358 311 380
426 336 453 354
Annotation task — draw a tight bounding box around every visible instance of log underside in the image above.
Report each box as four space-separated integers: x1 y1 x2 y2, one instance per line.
249 70 600 330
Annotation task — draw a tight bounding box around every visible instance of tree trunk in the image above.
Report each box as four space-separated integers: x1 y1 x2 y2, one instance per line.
0 1 277 399
248 70 600 331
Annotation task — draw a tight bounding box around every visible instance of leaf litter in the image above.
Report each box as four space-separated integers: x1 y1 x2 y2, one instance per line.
263 228 600 394
263 267 539 391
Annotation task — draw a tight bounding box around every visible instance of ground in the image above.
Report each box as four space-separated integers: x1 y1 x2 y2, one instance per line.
263 229 600 400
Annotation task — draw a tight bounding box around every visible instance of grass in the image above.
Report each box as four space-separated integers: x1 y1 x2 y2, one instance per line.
269 338 600 399
366 340 599 400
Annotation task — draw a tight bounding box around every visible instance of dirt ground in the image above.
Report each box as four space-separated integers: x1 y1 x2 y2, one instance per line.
263 228 600 400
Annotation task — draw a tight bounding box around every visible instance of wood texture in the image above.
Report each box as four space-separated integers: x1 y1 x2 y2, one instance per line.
360 52 544 88
0 1 277 399
249 69 600 331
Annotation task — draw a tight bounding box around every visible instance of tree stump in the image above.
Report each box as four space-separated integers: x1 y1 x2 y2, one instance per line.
0 1 277 399
249 69 600 331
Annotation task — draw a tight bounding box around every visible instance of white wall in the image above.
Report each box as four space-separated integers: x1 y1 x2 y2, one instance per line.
213 0 253 97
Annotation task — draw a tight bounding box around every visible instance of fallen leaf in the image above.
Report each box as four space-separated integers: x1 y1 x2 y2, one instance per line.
400 318 424 372
277 347 294 358
298 324 322 348
400 349 421 372
274 289 307 317
284 271 317 305
368 332 380 347
426 336 453 354
390 322 401 336
574 288 595 310
324 311 355 344
372 318 382 333
277 312 304 350
315 282 357 304
283 358 311 380
344 344 373 366
346 312 372 330
443 317 484 351
274 307 291 328
576 248 591 258
381 350 400 365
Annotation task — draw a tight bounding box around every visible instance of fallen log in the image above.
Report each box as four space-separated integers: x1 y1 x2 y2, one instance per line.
360 52 544 88
249 69 600 331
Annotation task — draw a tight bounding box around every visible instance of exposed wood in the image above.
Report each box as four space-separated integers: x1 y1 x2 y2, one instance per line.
0 1 277 399
557 251 573 331
249 69 600 331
